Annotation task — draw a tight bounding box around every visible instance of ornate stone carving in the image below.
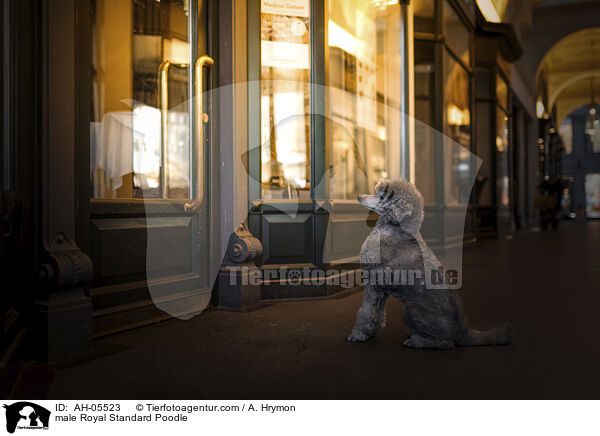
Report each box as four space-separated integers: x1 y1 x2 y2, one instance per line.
223 223 263 265
38 248 93 291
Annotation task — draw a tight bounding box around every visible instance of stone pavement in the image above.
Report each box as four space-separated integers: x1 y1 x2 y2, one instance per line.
14 220 600 399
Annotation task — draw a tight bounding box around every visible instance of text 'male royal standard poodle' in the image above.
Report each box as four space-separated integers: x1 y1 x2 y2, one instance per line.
347 179 512 349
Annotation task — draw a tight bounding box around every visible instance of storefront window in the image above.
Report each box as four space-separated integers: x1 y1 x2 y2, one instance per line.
414 0 436 34
414 40 436 203
443 0 470 65
585 173 600 218
496 108 510 207
260 1 311 199
91 0 198 199
585 106 600 153
326 0 403 199
444 51 472 204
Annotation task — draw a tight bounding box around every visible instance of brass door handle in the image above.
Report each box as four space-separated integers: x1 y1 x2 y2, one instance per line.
185 55 214 212
159 61 188 199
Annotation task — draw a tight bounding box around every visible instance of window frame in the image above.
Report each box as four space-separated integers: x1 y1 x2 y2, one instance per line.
248 0 411 203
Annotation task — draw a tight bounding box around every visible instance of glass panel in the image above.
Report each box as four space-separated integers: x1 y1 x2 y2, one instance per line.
496 73 508 110
585 106 600 153
585 173 600 218
260 2 311 199
475 101 493 205
559 118 573 155
414 40 436 203
91 0 200 199
327 0 402 198
496 107 510 207
443 0 470 65
414 0 436 34
444 50 471 204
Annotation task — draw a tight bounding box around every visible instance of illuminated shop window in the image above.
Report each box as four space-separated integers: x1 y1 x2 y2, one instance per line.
327 0 403 199
260 1 311 199
444 52 472 205
496 108 510 207
259 0 405 200
443 0 470 65
91 0 194 199
414 40 436 204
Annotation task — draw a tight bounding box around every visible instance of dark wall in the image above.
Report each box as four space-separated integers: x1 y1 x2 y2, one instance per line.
1 0 40 371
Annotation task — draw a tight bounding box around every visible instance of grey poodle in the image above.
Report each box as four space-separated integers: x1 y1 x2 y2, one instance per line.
347 179 512 349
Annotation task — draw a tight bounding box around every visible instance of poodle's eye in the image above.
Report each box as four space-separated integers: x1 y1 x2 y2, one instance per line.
379 184 388 199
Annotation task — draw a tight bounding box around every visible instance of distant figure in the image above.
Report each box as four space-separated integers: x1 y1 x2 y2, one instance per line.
347 179 512 349
536 176 563 229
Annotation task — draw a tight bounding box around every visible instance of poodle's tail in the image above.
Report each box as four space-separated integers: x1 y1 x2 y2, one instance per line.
458 323 512 346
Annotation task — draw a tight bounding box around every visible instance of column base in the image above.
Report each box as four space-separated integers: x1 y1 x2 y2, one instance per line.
217 265 261 311
32 288 93 362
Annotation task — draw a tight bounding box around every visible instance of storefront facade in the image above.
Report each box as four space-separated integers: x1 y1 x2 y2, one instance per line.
1 0 527 361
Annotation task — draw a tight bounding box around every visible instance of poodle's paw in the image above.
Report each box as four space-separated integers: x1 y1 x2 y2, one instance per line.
347 330 369 343
403 334 454 349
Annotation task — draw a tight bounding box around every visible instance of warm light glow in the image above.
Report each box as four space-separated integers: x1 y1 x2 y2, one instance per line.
536 99 546 119
496 135 505 152
447 104 470 126
163 38 190 64
373 0 399 7
328 20 359 57
476 0 502 23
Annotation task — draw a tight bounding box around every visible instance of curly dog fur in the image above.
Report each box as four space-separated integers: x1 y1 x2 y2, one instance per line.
347 179 512 349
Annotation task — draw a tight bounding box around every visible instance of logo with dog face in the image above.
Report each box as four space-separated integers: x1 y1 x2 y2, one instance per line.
2 402 50 434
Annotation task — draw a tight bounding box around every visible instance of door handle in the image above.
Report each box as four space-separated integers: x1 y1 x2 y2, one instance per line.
159 60 188 199
185 55 214 212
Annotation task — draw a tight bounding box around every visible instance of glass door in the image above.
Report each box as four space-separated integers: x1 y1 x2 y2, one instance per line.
88 0 215 334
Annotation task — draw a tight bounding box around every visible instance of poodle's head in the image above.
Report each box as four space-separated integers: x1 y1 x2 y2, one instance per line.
358 179 424 234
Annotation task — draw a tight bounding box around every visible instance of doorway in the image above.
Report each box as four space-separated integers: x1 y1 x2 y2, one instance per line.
80 0 217 336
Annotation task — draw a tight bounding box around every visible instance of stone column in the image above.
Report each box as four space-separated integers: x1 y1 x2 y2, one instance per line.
32 0 94 361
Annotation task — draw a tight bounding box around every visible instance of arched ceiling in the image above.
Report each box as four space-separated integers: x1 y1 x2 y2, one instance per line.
537 27 600 123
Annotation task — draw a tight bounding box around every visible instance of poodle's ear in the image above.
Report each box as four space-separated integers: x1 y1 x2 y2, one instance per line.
395 202 415 222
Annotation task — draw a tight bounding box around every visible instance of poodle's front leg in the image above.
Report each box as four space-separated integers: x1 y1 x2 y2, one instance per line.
347 285 389 342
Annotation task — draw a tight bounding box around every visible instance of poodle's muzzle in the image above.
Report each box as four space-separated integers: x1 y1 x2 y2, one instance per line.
358 194 382 213
358 194 382 226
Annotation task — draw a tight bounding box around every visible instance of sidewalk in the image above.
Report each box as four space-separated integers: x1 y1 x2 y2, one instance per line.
15 220 600 399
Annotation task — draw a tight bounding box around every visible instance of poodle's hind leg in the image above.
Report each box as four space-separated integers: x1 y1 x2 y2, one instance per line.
403 334 455 350
347 286 390 342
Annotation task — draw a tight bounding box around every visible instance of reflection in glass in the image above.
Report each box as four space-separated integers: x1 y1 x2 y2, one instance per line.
260 6 311 199
327 0 402 199
444 51 472 204
91 0 194 199
443 0 470 65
